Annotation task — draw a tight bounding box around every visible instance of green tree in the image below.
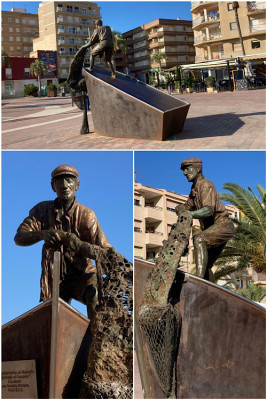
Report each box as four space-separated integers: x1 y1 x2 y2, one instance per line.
30 60 48 97
2 50 11 67
214 183 266 281
151 50 167 86
151 50 167 71
112 30 127 71
237 283 266 303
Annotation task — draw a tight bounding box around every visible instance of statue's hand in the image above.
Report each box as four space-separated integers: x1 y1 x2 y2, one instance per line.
43 229 63 248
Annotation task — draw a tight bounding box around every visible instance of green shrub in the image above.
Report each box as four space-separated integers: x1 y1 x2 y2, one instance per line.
183 76 195 88
24 83 38 96
204 76 216 88
47 83 58 91
59 82 66 88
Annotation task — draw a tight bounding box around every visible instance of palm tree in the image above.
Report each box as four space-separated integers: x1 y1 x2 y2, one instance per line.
111 30 127 71
214 183 266 281
30 60 48 97
151 50 167 86
232 2 245 56
2 50 11 67
238 283 266 303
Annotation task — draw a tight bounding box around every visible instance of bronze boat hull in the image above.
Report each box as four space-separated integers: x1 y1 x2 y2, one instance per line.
135 259 266 399
84 67 190 141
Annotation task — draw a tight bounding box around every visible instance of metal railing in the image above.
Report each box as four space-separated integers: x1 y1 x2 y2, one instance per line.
144 204 163 211
56 6 100 18
193 12 220 27
194 32 221 43
247 2 266 12
191 1 206 9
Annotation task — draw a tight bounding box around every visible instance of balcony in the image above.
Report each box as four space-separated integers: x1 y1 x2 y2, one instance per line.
56 6 100 18
249 22 266 33
247 2 266 15
191 1 217 10
145 232 164 247
148 30 164 40
194 31 222 44
144 205 162 222
192 11 220 28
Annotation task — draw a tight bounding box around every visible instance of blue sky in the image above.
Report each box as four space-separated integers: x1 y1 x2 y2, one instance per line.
134 151 266 197
2 1 193 33
2 151 133 324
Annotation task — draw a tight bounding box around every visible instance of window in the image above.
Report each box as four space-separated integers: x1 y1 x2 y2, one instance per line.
16 27 20 32
74 6 79 13
5 68 12 79
68 37 74 44
81 8 87 15
16 37 20 42
24 67 30 78
134 227 142 233
9 36 13 41
251 40 260 49
68 26 73 34
230 22 237 30
8 18 12 23
82 18 88 25
227 3 233 11
9 27 13 32
15 18 19 23
67 5 73 13
10 46 14 51
134 199 140 206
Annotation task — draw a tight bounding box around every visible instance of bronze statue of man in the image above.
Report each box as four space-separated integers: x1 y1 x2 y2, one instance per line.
84 19 116 78
14 165 112 319
176 158 235 282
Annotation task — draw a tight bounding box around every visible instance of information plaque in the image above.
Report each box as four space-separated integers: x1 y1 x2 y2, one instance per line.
2 360 38 399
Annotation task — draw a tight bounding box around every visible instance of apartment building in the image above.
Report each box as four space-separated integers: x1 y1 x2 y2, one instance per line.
134 183 238 274
32 1 101 80
1 8 39 58
122 18 195 79
191 1 266 63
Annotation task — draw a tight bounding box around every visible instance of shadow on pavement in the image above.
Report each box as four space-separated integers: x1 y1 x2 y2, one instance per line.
170 111 265 140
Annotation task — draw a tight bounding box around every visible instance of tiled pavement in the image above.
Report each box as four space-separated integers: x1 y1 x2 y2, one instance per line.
2 89 265 149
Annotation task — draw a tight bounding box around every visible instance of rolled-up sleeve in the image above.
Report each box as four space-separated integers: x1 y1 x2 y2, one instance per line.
17 205 42 232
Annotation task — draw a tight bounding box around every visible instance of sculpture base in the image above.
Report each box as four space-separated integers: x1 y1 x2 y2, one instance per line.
84 67 190 141
135 258 266 399
2 299 91 399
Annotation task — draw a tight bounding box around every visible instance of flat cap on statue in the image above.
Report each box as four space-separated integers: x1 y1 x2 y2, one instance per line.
51 164 79 179
180 158 202 170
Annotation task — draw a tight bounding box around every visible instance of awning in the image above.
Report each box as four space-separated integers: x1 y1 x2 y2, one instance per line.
180 59 238 70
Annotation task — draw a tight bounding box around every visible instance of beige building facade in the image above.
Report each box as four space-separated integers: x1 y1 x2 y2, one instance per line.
191 1 266 63
32 1 101 80
134 183 238 273
2 8 39 58
122 18 195 77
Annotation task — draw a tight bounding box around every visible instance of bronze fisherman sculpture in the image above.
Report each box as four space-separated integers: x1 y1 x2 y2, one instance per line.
14 164 112 319
176 158 235 281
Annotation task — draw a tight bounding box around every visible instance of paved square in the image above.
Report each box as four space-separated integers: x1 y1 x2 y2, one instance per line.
2 89 265 149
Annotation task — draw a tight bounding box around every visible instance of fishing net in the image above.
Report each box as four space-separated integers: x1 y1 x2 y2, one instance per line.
138 210 192 398
80 246 133 399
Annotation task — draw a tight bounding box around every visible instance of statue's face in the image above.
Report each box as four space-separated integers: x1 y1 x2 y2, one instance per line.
53 174 77 202
182 164 201 182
